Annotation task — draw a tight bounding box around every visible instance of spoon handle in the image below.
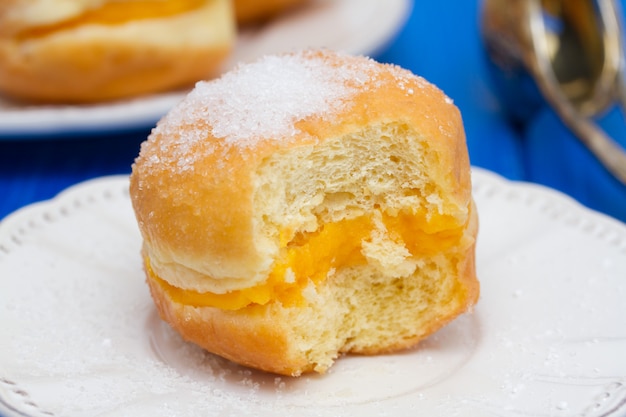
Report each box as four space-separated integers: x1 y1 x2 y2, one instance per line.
551 88 626 185
619 61 626 113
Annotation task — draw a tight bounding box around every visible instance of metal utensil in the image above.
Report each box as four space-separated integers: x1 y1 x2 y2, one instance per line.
481 0 626 184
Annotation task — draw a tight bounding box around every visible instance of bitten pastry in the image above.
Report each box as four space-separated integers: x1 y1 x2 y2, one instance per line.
0 0 235 103
130 49 479 376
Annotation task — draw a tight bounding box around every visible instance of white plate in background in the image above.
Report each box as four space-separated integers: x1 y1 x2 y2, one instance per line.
0 0 412 138
1 168 625 417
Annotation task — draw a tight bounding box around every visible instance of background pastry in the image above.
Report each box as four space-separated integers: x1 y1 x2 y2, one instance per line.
233 0 308 25
0 0 235 103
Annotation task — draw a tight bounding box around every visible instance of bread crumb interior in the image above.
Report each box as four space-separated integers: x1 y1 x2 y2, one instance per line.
252 122 472 372
148 122 473 373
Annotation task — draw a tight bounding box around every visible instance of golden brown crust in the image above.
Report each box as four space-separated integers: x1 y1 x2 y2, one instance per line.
146 272 313 376
0 0 235 103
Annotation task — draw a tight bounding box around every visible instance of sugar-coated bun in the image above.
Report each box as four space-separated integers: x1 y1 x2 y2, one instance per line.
233 0 307 24
130 49 479 376
0 0 235 103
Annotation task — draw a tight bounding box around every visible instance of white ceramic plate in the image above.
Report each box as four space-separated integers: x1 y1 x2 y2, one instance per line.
1 168 626 417
0 0 411 139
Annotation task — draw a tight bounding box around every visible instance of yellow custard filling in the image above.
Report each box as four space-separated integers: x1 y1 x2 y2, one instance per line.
17 0 205 39
148 211 464 311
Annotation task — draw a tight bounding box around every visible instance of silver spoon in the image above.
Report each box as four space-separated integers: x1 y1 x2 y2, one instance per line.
481 0 626 185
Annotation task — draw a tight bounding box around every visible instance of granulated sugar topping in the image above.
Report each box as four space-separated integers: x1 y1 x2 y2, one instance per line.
147 51 377 160
136 50 448 174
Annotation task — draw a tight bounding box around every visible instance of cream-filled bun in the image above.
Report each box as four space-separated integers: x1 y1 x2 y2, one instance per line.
0 0 235 103
130 49 479 376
